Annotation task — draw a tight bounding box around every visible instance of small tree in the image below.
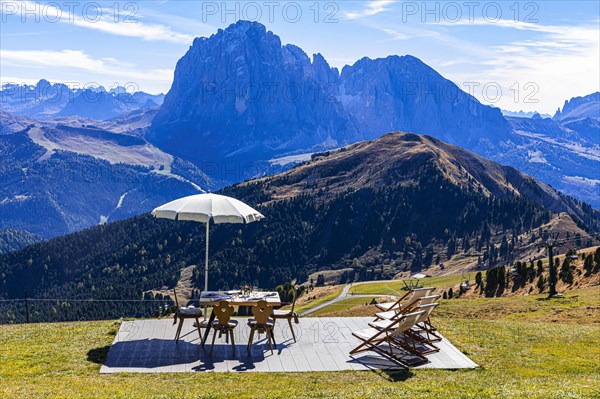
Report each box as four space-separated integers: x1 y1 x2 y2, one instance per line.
316 274 325 287
528 261 535 283
496 265 506 297
339 271 348 284
475 271 482 288
485 267 497 297
559 257 571 283
537 275 546 293
584 254 594 276
448 287 454 299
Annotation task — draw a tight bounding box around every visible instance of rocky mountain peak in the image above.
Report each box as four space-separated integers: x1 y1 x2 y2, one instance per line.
553 92 600 121
35 79 51 91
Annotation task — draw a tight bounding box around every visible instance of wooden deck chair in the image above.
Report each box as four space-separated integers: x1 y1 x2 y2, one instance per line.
271 286 299 342
375 287 435 313
411 302 442 343
209 300 238 355
370 313 438 359
350 310 427 366
417 294 441 306
173 288 207 342
403 303 441 354
374 293 440 321
247 300 275 354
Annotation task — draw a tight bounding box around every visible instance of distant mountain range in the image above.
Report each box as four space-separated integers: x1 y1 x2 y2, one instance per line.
150 21 599 206
500 110 552 118
0 20 598 250
554 92 600 122
1 132 597 322
0 79 164 120
0 113 214 243
499 91 600 208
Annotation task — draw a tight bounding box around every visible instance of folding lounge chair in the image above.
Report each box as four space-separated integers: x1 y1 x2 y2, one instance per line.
403 303 441 354
375 294 440 321
350 310 428 366
411 302 442 343
375 287 435 313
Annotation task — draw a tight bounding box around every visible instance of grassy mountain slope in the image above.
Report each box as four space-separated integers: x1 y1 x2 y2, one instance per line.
1 132 598 323
0 116 215 238
0 229 42 254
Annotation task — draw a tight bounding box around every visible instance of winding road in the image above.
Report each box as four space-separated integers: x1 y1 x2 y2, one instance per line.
301 280 399 316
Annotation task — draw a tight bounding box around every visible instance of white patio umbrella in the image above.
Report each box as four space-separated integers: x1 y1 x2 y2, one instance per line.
151 193 265 294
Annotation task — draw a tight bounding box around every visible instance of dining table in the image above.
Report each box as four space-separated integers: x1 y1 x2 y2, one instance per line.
198 290 282 346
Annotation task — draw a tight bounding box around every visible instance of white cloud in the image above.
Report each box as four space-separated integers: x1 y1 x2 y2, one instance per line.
428 20 600 113
344 0 395 20
379 27 409 40
1 49 104 70
0 0 194 44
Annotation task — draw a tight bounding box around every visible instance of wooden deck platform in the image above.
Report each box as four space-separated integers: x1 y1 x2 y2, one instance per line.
100 317 477 373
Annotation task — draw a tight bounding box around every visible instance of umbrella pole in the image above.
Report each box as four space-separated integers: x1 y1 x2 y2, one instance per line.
203 221 209 320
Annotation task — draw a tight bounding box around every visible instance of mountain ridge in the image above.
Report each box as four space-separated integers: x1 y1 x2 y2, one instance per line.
241 132 594 226
1 131 597 321
554 92 600 121
0 80 164 121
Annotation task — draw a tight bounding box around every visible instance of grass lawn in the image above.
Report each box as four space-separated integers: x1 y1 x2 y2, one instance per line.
293 285 344 315
309 297 376 316
348 273 469 296
2 286 599 399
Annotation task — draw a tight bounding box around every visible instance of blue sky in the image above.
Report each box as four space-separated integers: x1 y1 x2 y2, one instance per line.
1 0 598 113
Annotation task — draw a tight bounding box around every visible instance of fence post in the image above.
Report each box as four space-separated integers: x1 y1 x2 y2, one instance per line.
24 290 30 323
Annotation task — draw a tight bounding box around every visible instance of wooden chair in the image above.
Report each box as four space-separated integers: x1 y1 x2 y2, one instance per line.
271 287 299 342
247 300 275 354
351 310 428 366
173 289 206 342
209 300 238 355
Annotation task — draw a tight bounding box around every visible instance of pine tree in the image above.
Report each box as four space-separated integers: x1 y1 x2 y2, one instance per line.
584 254 594 276
316 274 325 287
537 275 545 293
475 271 482 288
559 257 571 283
485 267 497 297
496 265 506 296
528 261 535 282
339 271 348 284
